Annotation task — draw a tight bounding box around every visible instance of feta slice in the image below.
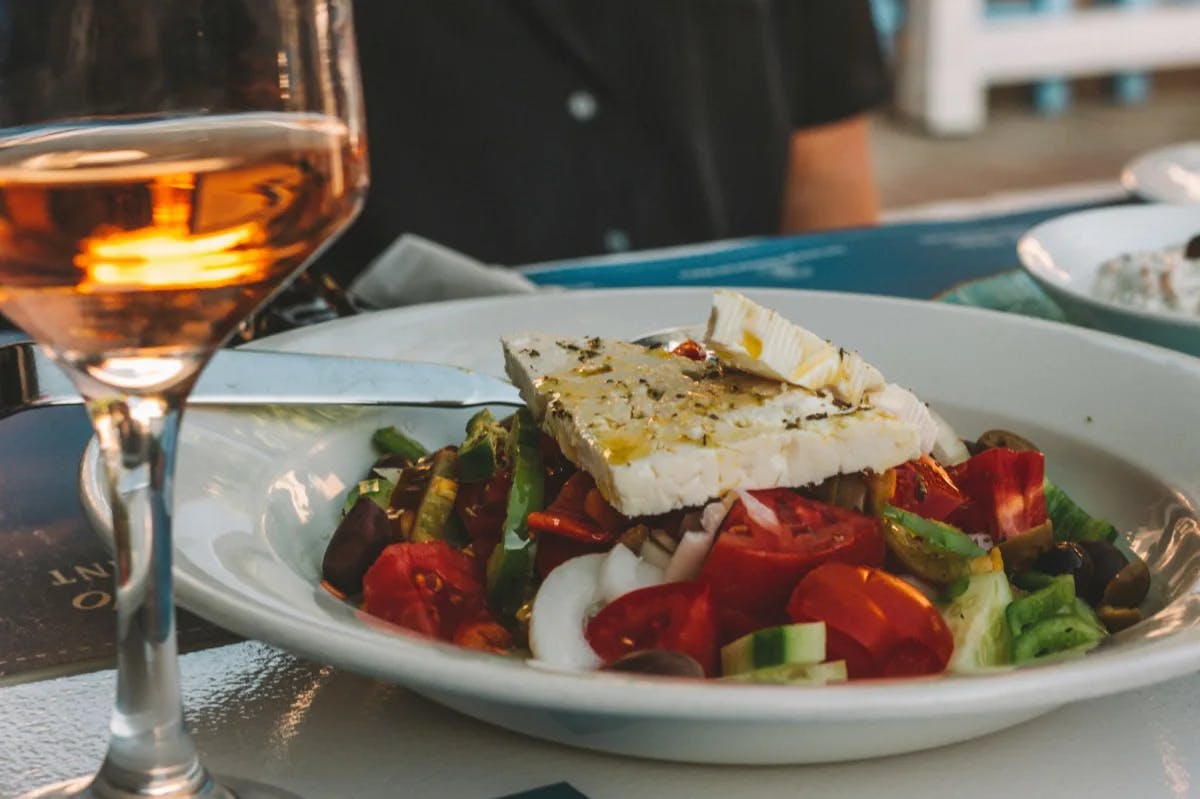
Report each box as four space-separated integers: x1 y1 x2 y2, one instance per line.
502 332 922 517
703 289 885 404
869 383 937 455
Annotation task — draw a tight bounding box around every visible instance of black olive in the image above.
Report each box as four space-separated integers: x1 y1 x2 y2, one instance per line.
1033 542 1095 597
1077 540 1131 605
602 650 706 678
321 497 395 595
976 429 1039 452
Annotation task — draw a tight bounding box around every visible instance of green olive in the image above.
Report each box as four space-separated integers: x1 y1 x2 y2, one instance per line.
976 429 1039 452
1096 605 1143 632
997 520 1054 574
1101 553 1151 609
881 519 972 585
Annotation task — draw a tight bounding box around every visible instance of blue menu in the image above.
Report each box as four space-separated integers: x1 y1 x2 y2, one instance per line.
520 200 1120 300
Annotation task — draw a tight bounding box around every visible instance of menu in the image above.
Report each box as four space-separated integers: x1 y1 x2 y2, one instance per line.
0 406 238 682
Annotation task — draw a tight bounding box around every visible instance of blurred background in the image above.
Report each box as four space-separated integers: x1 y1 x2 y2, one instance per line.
873 0 1200 208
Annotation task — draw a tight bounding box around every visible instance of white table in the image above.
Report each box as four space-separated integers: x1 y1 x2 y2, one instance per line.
3 641 1197 797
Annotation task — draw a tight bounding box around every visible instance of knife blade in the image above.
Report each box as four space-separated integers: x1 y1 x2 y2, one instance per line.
0 340 523 417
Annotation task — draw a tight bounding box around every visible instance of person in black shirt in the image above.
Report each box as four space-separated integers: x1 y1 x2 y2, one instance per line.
318 0 889 283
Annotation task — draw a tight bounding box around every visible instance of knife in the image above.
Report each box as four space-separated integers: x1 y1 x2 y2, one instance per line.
0 340 523 418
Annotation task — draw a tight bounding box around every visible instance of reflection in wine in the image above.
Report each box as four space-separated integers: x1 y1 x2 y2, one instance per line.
0 113 365 392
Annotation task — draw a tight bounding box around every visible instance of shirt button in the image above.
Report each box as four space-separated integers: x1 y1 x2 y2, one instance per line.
566 89 598 121
603 229 631 253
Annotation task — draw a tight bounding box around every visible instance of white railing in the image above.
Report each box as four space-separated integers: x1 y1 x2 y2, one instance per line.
896 0 1200 134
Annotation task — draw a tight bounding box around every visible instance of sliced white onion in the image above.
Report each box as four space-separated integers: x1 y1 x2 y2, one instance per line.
701 493 737 536
664 530 717 583
737 489 782 535
640 535 674 569
598 543 665 603
969 532 995 552
929 407 971 466
528 553 606 671
663 497 731 583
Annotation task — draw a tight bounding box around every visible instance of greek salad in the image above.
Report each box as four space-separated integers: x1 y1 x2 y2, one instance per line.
319 291 1149 683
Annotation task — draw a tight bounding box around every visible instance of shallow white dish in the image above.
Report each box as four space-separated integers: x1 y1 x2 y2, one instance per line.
1122 142 1200 204
1018 204 1200 356
80 288 1200 764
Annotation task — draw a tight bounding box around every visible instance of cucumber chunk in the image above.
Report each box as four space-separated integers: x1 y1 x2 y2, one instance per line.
1044 479 1118 543
941 571 1014 672
458 409 506 482
722 659 848 685
720 622 826 677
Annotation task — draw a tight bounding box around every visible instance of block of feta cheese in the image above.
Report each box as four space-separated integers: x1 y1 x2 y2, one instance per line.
704 289 885 405
502 332 927 517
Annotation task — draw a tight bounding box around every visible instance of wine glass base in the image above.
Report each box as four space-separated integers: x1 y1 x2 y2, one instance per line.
18 775 303 799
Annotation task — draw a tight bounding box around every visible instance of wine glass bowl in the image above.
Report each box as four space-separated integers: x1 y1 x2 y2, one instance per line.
0 3 367 797
0 114 364 394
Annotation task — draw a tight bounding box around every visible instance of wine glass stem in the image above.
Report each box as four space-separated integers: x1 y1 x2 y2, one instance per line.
86 393 213 797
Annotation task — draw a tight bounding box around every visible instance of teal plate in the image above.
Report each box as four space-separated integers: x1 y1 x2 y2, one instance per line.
936 269 1067 323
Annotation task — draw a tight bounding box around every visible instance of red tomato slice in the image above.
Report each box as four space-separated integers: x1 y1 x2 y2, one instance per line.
699 489 885 642
787 562 953 679
948 448 1047 541
892 456 965 521
362 542 487 641
527 472 625 544
534 533 611 579
452 620 513 654
585 581 719 676
671 339 708 361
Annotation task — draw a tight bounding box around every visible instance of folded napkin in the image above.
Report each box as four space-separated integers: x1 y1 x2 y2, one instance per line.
346 234 539 311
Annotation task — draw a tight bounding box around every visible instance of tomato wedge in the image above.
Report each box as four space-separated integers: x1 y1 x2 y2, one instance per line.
698 489 885 641
891 456 965 521
585 581 719 676
948 448 1047 541
787 562 953 679
452 620 513 654
362 541 487 641
534 533 611 579
527 471 627 576
527 472 625 545
671 339 708 361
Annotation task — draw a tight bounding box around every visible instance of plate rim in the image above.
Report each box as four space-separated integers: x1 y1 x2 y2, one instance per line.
79 287 1200 723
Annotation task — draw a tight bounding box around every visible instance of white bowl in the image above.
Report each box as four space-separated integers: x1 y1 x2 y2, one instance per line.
1122 142 1200 204
1018 204 1200 356
79 288 1200 764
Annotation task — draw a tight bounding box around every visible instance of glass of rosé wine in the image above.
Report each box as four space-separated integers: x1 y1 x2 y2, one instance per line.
1 2 368 797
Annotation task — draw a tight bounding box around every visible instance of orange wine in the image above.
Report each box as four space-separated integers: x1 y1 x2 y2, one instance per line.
0 113 365 390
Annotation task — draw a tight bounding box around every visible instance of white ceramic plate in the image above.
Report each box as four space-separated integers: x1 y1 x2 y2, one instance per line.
79 288 1200 765
1018 204 1200 356
1122 142 1200 204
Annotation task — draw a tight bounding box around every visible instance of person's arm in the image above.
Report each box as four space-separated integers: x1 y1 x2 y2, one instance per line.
779 113 880 234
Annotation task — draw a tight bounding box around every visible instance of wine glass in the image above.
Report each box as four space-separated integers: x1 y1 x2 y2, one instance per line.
0 2 368 797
